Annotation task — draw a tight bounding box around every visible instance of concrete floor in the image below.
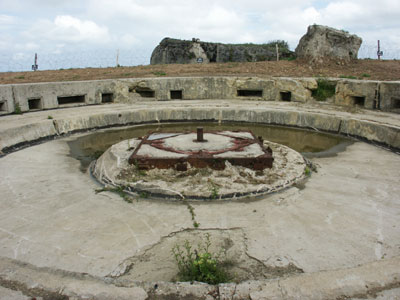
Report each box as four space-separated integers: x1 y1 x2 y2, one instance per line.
0 101 400 299
0 132 399 281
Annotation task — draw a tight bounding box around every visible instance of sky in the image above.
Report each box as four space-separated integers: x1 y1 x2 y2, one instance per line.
0 0 399 71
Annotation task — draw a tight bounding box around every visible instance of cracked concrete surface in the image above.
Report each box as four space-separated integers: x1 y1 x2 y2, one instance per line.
0 101 400 299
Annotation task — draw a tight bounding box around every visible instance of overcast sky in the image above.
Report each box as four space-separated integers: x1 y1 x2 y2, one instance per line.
1 0 399 71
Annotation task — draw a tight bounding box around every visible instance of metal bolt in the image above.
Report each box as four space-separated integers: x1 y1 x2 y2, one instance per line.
197 127 204 142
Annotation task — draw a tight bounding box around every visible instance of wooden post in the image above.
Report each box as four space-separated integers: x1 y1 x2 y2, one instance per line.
276 43 279 61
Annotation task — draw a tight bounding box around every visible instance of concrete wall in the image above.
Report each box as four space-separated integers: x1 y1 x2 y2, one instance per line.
0 77 399 115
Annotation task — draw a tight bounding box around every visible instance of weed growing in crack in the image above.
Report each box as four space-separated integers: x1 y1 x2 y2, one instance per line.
208 180 220 200
14 103 22 114
304 166 311 176
172 233 230 284
95 186 132 203
183 200 200 228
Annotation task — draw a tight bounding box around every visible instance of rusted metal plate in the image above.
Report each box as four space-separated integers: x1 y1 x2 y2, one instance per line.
129 128 273 171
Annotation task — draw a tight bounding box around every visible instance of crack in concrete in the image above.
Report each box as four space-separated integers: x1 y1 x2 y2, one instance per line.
107 226 244 279
0 276 69 300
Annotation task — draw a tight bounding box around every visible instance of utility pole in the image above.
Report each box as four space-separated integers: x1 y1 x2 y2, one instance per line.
377 40 383 60
116 49 120 67
276 43 279 61
32 53 38 71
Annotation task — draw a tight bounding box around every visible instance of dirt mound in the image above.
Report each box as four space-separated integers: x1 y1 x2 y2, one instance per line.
0 59 399 85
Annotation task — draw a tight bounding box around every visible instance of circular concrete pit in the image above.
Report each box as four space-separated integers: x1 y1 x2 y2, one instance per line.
0 100 399 299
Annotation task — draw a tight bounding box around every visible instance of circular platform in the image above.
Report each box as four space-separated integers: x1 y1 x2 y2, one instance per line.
93 132 307 200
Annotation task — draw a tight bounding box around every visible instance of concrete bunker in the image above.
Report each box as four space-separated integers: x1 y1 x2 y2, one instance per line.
28 98 42 110
57 95 86 105
237 89 263 97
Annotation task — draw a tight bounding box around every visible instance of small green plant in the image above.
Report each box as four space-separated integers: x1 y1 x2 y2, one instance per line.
339 75 357 79
172 233 229 284
15 75 25 79
14 103 22 114
184 200 200 228
139 191 149 199
361 73 371 78
47 115 53 119
312 79 336 101
208 180 219 199
152 71 167 76
96 186 132 203
305 166 311 176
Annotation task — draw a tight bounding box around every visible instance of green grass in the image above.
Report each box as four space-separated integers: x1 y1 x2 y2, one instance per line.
14 103 22 114
312 79 336 101
339 75 357 79
152 71 167 76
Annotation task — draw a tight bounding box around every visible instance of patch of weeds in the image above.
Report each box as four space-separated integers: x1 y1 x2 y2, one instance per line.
183 200 200 228
133 159 147 176
14 103 22 114
172 233 230 284
208 179 219 199
15 75 25 79
47 115 53 119
304 166 311 176
96 186 132 203
71 75 81 80
312 79 336 101
139 191 149 199
122 73 135 77
361 73 371 78
152 71 167 76
339 75 357 79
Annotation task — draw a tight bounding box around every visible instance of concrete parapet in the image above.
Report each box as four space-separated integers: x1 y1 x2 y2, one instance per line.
1 77 400 114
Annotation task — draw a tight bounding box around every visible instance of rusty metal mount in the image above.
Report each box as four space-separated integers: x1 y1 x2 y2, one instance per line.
128 129 273 171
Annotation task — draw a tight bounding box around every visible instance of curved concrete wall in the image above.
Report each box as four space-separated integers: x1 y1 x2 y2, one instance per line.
1 77 399 115
1 103 399 153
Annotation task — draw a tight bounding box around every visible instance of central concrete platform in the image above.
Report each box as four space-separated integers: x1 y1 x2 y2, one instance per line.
129 129 273 171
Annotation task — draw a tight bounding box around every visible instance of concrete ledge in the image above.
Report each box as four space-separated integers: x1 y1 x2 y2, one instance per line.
1 255 399 299
1 101 399 153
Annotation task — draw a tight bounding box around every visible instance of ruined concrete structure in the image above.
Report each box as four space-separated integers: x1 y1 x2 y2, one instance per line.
1 77 399 116
295 25 362 61
150 38 293 64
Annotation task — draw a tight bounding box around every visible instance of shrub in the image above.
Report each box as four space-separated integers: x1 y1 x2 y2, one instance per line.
312 79 336 101
172 233 229 284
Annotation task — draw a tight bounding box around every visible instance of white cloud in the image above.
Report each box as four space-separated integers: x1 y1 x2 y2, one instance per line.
25 15 110 44
1 0 400 71
0 14 16 25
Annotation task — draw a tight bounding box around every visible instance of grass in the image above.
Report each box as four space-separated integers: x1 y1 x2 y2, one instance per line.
339 75 357 79
47 115 53 119
305 166 311 176
183 200 200 228
208 179 219 200
172 233 230 284
152 71 167 76
95 186 132 203
312 79 336 101
14 103 22 114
